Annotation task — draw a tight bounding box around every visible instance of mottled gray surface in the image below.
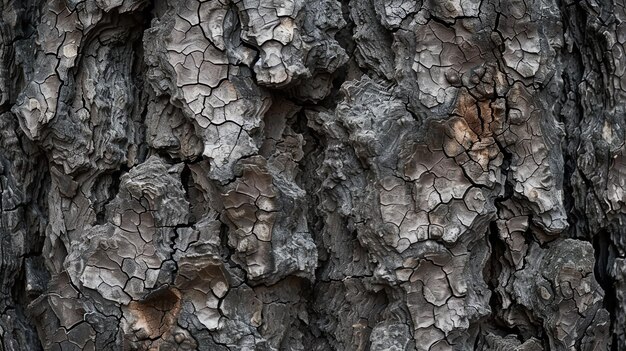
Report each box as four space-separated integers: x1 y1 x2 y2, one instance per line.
0 0 624 350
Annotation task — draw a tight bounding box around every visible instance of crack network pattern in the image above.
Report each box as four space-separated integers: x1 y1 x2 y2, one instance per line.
0 0 625 350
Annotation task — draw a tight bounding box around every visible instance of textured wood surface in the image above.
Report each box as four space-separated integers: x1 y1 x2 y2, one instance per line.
0 0 624 350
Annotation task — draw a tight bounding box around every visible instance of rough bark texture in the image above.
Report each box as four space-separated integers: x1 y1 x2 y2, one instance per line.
0 0 624 350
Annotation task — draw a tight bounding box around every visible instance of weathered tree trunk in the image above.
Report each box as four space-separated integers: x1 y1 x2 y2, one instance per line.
0 0 624 350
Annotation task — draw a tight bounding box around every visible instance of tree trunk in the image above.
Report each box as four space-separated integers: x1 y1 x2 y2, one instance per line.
0 0 624 350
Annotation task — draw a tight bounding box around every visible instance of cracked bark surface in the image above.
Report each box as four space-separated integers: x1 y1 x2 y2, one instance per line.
0 0 624 350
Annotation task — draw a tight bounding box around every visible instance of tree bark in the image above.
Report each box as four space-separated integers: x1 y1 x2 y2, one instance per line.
0 0 624 350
